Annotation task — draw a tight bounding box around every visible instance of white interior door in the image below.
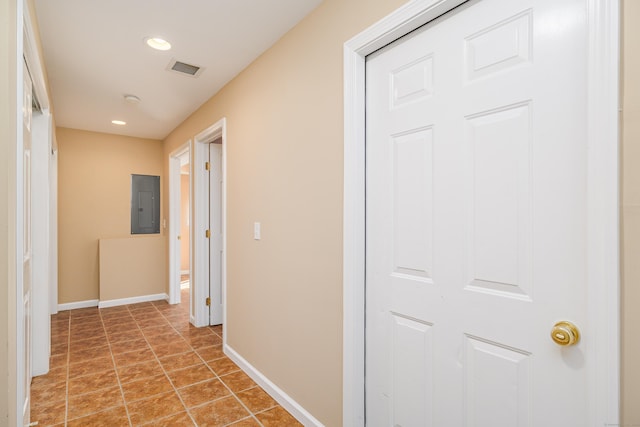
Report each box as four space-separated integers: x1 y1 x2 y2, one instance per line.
22 59 33 426
365 0 590 425
209 142 223 325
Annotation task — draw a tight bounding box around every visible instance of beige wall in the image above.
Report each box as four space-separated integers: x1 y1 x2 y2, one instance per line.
57 127 165 304
99 236 166 302
162 0 406 424
1 0 18 422
180 174 190 271
622 1 640 424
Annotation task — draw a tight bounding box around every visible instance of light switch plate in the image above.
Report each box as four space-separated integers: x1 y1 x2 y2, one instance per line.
254 222 261 240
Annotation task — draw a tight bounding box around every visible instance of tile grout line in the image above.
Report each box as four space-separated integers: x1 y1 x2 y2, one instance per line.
39 299 294 427
154 302 244 426
130 302 199 426
153 296 265 427
64 311 131 425
152 298 233 425
154 297 266 427
101 307 135 427
155 301 220 426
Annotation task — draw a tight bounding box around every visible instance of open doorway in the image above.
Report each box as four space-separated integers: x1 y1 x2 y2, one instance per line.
192 119 226 329
170 119 226 330
179 153 191 306
169 143 190 310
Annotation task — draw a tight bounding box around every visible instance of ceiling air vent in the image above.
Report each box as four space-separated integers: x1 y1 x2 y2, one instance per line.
167 59 204 78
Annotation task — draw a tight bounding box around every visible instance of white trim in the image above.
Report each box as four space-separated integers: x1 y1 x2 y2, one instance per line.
21 6 57 425
58 299 99 311
57 293 172 311
586 0 620 425
98 293 169 309
192 118 227 328
221 129 227 342
225 345 323 427
18 3 55 425
193 134 209 327
169 142 190 305
14 9 25 424
342 0 620 426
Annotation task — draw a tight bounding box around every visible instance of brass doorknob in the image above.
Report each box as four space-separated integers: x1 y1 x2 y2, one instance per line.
550 321 580 346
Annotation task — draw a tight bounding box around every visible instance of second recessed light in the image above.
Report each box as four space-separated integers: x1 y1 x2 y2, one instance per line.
124 94 141 104
145 37 171 51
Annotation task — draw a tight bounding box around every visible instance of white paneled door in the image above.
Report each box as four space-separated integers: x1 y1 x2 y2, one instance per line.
365 0 590 425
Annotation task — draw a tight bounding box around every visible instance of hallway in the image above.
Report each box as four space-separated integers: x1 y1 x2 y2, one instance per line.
30 290 301 426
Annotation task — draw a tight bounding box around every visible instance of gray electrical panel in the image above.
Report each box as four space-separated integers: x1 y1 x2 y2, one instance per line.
131 174 160 234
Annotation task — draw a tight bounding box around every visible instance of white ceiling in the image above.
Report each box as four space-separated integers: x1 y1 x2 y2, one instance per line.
34 0 322 140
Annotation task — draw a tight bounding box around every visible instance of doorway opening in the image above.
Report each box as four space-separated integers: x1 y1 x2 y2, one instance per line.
169 143 190 311
192 118 227 330
180 154 191 300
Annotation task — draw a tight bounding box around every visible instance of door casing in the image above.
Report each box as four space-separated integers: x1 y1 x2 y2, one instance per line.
342 0 620 425
14 2 55 426
192 118 227 329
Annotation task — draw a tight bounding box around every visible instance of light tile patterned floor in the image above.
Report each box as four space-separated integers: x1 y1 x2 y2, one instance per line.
30 289 302 426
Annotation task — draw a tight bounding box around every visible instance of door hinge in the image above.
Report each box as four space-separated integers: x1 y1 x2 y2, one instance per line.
205 161 210 171
206 297 211 306
205 229 211 238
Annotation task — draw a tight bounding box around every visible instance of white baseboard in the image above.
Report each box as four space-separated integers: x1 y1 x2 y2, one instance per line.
98 293 169 309
225 345 324 427
58 299 99 311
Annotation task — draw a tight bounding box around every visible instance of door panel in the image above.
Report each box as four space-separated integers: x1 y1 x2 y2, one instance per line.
365 0 588 425
465 102 532 299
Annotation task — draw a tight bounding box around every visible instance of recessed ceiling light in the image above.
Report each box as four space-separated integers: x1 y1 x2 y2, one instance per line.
124 94 141 104
145 37 171 51
112 120 126 126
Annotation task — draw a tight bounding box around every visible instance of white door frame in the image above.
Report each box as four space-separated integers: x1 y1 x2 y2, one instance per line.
192 118 227 328
169 142 191 305
14 1 54 425
342 1 620 426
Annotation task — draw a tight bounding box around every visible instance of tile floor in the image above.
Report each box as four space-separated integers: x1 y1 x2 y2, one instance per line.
30 288 302 426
